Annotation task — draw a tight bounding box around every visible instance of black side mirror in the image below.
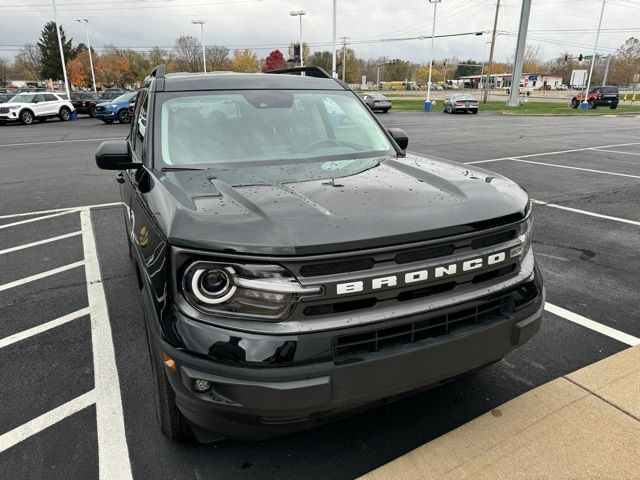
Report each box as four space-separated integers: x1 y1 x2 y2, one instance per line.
387 127 409 150
95 140 141 170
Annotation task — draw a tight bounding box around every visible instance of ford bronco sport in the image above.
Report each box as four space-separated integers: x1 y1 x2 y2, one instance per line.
95 65 544 442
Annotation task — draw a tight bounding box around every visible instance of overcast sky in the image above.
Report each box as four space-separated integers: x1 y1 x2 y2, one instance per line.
1 0 639 65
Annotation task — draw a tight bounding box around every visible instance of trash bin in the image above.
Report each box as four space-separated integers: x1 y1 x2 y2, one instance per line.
424 101 433 112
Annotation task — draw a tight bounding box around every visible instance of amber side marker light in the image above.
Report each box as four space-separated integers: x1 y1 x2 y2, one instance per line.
161 351 176 371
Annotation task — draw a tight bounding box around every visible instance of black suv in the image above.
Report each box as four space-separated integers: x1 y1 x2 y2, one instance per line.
571 86 619 109
70 91 100 117
96 65 544 442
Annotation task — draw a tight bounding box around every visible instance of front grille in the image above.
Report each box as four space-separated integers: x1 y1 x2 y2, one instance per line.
0 107 9 114
332 282 538 363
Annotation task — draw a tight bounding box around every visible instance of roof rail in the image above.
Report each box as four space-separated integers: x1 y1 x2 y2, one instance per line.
150 64 166 79
267 66 332 79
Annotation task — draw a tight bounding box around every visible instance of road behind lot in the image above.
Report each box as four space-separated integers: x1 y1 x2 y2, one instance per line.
1 112 639 479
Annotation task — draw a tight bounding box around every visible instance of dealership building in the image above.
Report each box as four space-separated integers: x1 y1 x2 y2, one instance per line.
458 73 564 90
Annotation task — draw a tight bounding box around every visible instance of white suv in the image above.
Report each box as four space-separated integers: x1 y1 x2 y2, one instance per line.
0 92 75 125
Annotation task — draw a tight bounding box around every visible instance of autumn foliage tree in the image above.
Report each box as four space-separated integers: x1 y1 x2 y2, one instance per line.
231 49 259 73
95 53 130 86
262 49 287 72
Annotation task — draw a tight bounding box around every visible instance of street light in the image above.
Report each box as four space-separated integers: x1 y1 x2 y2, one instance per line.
51 0 70 99
76 19 97 92
332 0 337 78
425 0 442 109
290 10 306 68
191 20 206 73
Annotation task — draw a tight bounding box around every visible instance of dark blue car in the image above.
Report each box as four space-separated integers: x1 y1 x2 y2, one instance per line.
94 91 136 124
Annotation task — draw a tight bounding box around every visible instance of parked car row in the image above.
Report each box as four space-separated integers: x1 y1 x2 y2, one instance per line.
0 90 138 125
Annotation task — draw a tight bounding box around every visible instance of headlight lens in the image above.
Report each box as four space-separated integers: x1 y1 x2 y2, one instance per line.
181 261 321 320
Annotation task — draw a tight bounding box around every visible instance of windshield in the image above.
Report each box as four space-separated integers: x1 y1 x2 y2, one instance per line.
9 94 36 103
158 90 394 167
112 92 135 103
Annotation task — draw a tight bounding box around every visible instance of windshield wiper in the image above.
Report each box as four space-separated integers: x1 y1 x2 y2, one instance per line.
161 166 207 171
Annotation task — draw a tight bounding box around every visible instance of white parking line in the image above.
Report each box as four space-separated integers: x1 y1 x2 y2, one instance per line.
0 202 123 221
0 261 84 293
0 210 76 230
80 210 133 480
0 137 123 149
507 158 640 179
533 200 640 227
592 148 640 156
0 390 96 454
465 142 640 165
0 231 82 255
546 303 640 346
0 308 90 349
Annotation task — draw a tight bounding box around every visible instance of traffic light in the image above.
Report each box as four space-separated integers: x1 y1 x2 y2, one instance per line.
578 54 583 61
564 55 568 62
293 44 301 61
443 60 447 67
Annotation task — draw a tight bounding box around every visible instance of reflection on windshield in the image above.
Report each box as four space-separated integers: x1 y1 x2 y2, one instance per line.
159 90 394 167
9 94 36 103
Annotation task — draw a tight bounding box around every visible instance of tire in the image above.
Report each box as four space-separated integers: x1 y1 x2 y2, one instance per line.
382 108 389 113
571 98 579 109
118 109 129 124
59 107 71 121
144 311 193 441
103 119 114 124
610 103 618 110
472 109 478 114
37 117 47 123
19 110 34 125
588 100 596 109
89 106 97 118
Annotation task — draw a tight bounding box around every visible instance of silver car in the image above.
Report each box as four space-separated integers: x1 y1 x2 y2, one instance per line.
443 94 479 114
361 92 392 113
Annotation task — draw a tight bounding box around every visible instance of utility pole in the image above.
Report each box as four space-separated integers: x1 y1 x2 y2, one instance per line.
602 54 613 86
483 0 500 103
581 0 606 108
332 0 337 78
191 20 206 72
340 36 349 82
507 0 532 107
51 0 70 99
290 11 306 68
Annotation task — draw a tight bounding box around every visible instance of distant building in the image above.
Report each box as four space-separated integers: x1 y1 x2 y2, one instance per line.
458 73 563 90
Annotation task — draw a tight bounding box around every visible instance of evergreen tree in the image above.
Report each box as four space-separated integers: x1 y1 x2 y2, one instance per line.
37 21 74 80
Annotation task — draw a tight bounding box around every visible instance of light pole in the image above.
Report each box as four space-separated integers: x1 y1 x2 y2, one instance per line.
581 0 606 109
51 0 70 99
191 20 206 73
332 0 337 78
425 0 442 108
290 11 306 67
76 19 97 92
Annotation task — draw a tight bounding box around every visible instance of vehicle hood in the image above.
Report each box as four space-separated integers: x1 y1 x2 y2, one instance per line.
0 102 27 108
96 101 119 107
148 154 529 255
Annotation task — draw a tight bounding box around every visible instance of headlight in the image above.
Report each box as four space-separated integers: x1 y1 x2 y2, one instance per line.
511 202 533 259
181 261 321 320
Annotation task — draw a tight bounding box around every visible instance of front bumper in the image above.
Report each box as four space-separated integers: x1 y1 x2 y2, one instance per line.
160 271 544 440
94 110 117 119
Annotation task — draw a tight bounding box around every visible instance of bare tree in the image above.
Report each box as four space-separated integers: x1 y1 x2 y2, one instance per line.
206 45 231 71
174 35 202 72
0 57 10 84
13 44 42 80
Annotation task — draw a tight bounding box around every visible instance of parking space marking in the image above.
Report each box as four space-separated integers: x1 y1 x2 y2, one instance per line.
0 210 77 230
465 142 640 164
546 303 640 346
0 231 82 255
0 261 84 293
533 200 640 227
81 210 133 480
0 308 89 349
0 137 123 149
505 158 640 180
0 390 96 455
592 148 640 156
0 202 122 221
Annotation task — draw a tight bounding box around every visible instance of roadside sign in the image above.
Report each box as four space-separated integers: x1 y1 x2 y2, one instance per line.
528 74 538 81
570 69 588 88
523 78 529 87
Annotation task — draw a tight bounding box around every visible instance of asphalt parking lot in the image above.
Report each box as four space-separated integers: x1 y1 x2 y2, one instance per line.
1 111 639 480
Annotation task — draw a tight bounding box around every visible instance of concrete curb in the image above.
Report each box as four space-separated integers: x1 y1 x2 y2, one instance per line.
359 346 640 480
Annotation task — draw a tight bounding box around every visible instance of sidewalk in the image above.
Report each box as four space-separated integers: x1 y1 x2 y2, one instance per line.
360 346 640 480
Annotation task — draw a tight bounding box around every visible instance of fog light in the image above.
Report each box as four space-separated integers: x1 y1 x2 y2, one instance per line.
510 246 523 258
193 379 212 393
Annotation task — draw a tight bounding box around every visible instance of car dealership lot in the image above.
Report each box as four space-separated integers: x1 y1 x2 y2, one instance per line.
1 113 639 479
